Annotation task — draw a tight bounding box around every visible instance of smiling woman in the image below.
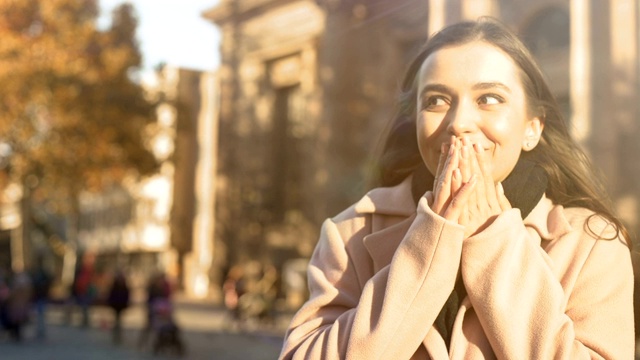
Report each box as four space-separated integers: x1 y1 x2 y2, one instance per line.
416 41 542 184
278 17 634 360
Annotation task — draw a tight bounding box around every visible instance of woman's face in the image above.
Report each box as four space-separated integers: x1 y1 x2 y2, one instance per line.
416 41 542 182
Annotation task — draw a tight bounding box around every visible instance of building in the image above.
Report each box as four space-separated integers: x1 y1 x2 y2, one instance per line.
204 0 430 310
137 66 220 299
204 0 640 310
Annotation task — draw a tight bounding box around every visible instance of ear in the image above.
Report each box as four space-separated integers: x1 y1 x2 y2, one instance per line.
522 116 543 151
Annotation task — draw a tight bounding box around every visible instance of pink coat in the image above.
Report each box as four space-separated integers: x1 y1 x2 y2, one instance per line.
279 176 634 359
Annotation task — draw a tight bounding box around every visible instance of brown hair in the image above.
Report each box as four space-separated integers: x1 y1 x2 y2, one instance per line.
372 17 630 245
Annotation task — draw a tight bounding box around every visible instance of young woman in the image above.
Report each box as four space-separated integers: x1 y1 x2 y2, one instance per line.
279 18 634 359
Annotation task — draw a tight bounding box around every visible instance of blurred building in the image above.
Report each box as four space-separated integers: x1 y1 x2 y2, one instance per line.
204 0 429 310
203 0 640 310
132 66 220 299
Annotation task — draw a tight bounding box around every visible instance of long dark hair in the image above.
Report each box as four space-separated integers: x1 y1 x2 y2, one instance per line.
372 17 630 245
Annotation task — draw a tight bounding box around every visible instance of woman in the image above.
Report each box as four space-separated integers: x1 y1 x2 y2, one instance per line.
279 18 634 359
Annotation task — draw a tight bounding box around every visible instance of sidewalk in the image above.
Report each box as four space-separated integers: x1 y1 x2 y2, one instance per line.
0 296 288 360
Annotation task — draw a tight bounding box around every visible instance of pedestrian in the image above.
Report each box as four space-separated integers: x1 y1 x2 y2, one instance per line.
138 270 171 348
72 252 96 328
149 295 185 356
2 271 33 341
279 18 634 359
107 270 130 344
30 255 53 339
222 264 245 328
0 268 11 337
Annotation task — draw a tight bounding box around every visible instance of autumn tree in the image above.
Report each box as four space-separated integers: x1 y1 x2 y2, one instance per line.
0 0 157 269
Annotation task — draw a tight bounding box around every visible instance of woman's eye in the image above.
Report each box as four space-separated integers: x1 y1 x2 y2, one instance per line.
478 94 503 106
422 96 448 110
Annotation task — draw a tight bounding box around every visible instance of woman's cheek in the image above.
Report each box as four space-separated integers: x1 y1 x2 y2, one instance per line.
417 116 443 176
488 116 514 138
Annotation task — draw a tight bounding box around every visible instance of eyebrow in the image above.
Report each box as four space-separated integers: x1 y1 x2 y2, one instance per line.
472 82 512 93
418 83 453 98
419 82 512 98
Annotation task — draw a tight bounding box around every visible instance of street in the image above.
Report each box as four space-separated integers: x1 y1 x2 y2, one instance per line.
0 295 287 360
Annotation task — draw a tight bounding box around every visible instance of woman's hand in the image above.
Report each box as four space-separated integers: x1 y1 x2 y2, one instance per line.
430 136 477 222
458 140 511 238
429 137 511 237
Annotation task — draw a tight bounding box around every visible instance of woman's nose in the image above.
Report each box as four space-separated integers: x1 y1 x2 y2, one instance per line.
446 100 478 136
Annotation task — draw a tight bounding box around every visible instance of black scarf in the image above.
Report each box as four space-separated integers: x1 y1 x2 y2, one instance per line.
410 158 548 348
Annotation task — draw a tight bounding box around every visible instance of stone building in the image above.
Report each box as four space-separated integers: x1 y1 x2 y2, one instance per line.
204 0 640 308
205 0 429 273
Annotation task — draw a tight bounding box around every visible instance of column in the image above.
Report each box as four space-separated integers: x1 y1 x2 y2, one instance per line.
570 0 592 143
428 0 446 36
461 0 498 21
610 0 639 233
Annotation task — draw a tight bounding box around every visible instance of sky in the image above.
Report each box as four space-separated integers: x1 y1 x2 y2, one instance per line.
98 0 221 80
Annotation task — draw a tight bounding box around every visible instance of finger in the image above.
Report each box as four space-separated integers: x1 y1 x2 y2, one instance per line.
470 144 486 210
474 143 502 214
496 182 512 211
434 137 455 190
460 137 471 183
474 143 497 203
434 142 447 182
432 142 456 212
444 174 477 221
452 168 462 198
450 138 460 171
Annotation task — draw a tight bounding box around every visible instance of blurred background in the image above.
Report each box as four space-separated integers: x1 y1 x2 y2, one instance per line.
0 0 639 358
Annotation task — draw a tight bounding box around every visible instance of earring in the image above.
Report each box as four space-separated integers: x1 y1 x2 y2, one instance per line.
526 141 531 149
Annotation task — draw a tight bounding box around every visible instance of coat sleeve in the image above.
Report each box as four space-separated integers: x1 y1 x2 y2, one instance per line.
279 197 465 360
461 209 635 359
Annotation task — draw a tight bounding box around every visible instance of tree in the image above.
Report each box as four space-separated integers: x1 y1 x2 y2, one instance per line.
0 0 157 270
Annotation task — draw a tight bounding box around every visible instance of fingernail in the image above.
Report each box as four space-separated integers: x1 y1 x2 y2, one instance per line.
497 182 504 195
453 168 460 180
473 143 481 153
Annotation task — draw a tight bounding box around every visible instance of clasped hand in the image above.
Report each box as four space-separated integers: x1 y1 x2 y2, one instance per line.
429 136 511 238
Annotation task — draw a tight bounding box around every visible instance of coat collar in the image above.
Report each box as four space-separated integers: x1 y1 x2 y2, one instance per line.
523 193 572 241
355 175 572 241
354 176 416 217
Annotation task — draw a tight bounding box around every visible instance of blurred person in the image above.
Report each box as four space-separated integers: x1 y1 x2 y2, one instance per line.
0 268 10 335
107 270 130 344
30 255 53 339
279 18 634 359
149 295 185 356
72 252 97 328
222 263 246 329
1 271 33 341
138 270 172 348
